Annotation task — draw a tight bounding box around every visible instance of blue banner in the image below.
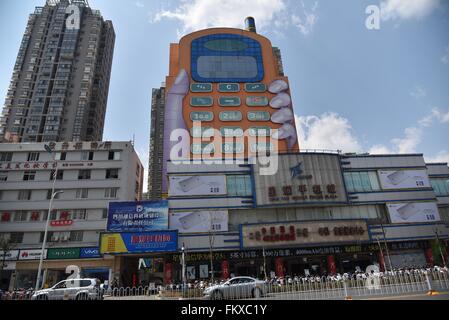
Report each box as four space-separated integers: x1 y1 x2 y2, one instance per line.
107 201 169 232
80 247 101 259
101 231 178 254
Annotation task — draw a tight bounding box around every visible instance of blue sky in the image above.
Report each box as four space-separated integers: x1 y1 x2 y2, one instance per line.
0 0 448 191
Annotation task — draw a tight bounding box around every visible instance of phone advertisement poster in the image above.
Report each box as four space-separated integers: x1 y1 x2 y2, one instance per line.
387 202 440 224
107 201 168 232
378 170 430 190
168 176 227 197
169 211 228 233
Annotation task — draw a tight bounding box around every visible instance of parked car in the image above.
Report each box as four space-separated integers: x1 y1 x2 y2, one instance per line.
31 278 103 300
203 277 267 300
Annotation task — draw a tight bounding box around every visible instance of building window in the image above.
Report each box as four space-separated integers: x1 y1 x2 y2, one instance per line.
81 151 94 161
27 152 40 161
0 171 7 181
50 170 64 180
227 175 252 196
18 190 32 200
10 232 24 244
40 231 54 243
78 170 91 180
70 231 83 242
73 209 87 220
430 178 449 197
13 211 28 222
23 170 37 181
102 209 108 219
108 151 120 160
76 188 89 199
0 152 13 162
343 172 381 193
104 188 118 198
56 152 67 160
106 169 119 179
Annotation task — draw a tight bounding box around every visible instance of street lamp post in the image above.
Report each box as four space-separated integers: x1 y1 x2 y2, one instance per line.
435 228 447 268
380 224 393 272
181 243 186 289
35 144 63 291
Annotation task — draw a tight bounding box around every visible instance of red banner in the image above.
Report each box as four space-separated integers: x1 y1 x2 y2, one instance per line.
221 261 230 280
50 220 73 227
327 255 337 274
164 263 173 284
275 257 284 278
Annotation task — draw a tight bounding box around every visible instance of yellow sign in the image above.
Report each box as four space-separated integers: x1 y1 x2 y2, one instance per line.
100 234 127 254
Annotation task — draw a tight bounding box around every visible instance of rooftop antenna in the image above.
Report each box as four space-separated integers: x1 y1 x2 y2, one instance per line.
132 134 135 147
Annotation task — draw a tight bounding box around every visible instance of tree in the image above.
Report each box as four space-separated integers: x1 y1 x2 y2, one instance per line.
0 237 14 272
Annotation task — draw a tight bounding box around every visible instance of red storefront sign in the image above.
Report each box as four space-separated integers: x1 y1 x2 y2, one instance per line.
50 220 73 227
164 263 173 284
327 255 337 275
221 261 230 280
425 248 434 267
378 251 386 272
1 212 11 222
275 258 284 278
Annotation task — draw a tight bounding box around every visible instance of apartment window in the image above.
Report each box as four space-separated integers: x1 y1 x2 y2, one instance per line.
70 231 83 242
50 170 64 180
23 170 37 181
81 151 94 161
0 152 13 162
430 179 449 197
227 175 253 197
56 152 67 160
76 188 89 199
13 211 28 222
78 170 91 180
40 231 54 243
108 151 120 160
104 188 118 198
18 190 32 200
10 232 24 244
0 171 7 181
27 152 40 161
72 209 87 220
344 172 381 193
102 209 108 219
106 169 119 179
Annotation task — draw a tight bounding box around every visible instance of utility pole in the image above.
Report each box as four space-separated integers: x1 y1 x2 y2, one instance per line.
209 213 215 283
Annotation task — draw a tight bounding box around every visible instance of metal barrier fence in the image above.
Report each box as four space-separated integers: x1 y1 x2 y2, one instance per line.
2 269 448 300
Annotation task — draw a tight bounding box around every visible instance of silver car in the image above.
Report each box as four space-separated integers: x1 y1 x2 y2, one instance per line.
31 278 103 300
203 277 267 300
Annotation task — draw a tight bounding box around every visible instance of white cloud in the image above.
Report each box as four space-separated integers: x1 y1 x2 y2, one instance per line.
442 45 449 65
410 86 426 99
151 0 318 37
418 108 449 126
381 0 441 20
135 1 144 8
425 151 449 164
295 113 362 153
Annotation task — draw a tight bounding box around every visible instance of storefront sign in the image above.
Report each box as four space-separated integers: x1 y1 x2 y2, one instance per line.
47 248 80 260
387 202 440 224
0 250 19 261
80 247 101 259
100 231 178 254
18 249 47 260
253 153 348 206
241 220 369 249
50 220 73 227
169 175 227 197
164 263 173 284
378 170 430 190
169 211 228 233
0 161 57 171
107 201 169 232
172 252 227 263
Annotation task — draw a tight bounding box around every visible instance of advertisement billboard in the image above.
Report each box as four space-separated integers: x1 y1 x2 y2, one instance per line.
107 201 168 232
80 247 101 259
47 248 80 260
100 231 178 254
378 170 431 190
253 153 348 206
0 250 19 261
241 220 369 249
387 202 440 224
168 176 227 197
169 211 228 233
18 249 47 260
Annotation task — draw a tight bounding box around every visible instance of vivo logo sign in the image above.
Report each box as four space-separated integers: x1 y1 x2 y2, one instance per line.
80 247 100 258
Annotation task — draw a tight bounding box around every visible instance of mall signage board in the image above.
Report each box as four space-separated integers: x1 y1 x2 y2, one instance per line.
0 250 19 261
386 202 440 224
18 249 47 260
168 175 227 197
169 211 228 233
378 170 431 190
253 153 348 207
100 231 178 255
107 201 169 232
47 248 80 260
241 220 369 249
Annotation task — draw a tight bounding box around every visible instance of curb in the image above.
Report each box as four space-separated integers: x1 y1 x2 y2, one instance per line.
427 290 440 296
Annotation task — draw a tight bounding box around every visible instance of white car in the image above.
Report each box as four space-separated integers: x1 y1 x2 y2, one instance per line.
203 277 267 300
31 278 103 300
